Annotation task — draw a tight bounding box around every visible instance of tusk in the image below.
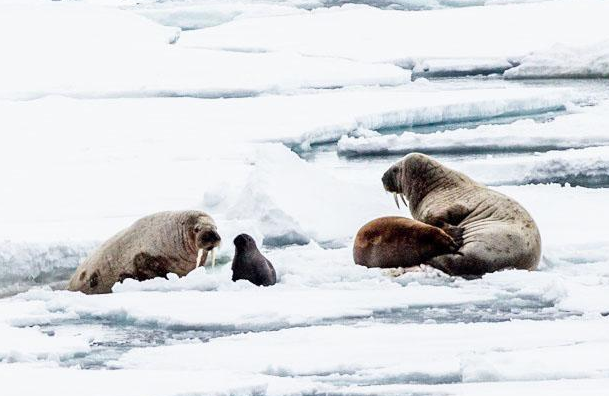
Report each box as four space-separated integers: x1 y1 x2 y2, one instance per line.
195 248 204 269
393 192 400 209
211 248 216 268
400 193 408 208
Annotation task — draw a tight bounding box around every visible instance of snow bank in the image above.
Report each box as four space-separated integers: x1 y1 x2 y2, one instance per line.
337 102 609 156
0 241 95 297
180 0 609 74
206 144 401 246
505 41 609 79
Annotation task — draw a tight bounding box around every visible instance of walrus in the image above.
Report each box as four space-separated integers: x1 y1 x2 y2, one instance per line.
232 234 276 286
68 210 221 294
353 216 461 269
381 153 541 276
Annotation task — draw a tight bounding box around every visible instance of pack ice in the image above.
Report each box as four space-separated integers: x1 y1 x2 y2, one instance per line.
1 0 609 395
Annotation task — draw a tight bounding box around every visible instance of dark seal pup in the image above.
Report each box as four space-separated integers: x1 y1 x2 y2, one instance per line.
353 216 460 269
382 153 541 276
68 210 221 294
232 234 276 286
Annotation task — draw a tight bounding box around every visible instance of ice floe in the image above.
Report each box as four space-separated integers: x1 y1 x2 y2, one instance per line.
337 102 609 156
0 2 409 100
452 146 609 187
114 318 609 384
506 40 609 79
180 0 609 75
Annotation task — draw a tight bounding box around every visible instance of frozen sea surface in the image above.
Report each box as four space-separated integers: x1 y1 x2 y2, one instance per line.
2 0 609 395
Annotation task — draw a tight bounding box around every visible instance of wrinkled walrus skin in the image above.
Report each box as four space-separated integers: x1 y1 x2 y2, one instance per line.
232 234 276 287
353 216 460 269
382 153 541 276
68 210 220 294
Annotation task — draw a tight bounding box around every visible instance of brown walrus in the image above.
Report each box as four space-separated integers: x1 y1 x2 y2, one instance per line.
68 210 221 294
381 153 541 276
353 216 461 269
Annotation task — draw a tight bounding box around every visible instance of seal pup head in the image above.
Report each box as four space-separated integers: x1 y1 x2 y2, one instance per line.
233 233 257 251
382 153 466 210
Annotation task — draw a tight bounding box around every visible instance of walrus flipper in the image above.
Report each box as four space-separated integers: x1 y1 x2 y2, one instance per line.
132 253 171 281
420 204 468 247
421 203 470 228
441 224 464 246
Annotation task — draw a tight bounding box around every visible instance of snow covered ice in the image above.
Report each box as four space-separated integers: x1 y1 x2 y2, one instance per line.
2 0 609 395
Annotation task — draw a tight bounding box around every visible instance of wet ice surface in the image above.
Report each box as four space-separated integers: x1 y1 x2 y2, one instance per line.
3 1 609 395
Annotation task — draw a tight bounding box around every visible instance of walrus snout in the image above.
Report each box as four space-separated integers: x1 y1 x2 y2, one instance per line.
198 229 221 250
382 165 399 193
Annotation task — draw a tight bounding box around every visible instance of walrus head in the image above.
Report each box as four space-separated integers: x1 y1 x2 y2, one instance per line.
382 153 462 210
192 217 221 252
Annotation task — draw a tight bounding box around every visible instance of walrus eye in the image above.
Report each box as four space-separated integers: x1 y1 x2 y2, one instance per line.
194 226 201 233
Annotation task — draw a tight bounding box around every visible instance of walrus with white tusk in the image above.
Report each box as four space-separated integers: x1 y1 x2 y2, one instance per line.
353 216 461 269
68 210 221 294
382 153 541 276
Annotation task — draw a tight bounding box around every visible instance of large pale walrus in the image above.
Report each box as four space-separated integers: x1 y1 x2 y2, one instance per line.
353 216 461 269
68 210 221 294
381 153 541 276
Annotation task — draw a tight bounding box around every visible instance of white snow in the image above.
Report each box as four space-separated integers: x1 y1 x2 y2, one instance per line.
506 40 609 79
0 324 91 363
0 2 410 100
2 0 609 394
337 102 609 156
180 0 609 73
131 0 306 30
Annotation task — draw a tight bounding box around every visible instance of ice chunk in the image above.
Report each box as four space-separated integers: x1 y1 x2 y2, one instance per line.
0 241 95 298
0 324 91 363
337 103 609 156
505 41 609 79
452 146 609 187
